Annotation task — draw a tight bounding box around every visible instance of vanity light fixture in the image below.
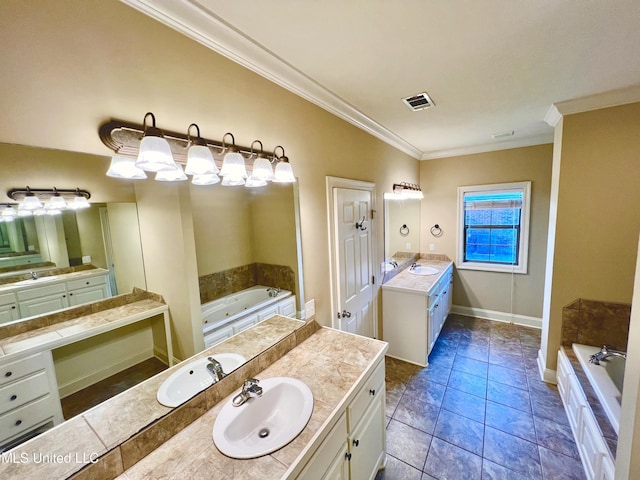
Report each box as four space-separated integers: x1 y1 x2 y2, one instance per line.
219 133 247 186
1 205 17 220
6 187 92 216
156 164 188 182
106 156 147 179
391 182 424 199
272 146 295 183
135 112 178 172
185 123 218 177
245 140 273 188
98 116 296 187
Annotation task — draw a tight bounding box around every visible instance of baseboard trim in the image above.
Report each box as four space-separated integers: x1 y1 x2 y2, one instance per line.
537 348 557 384
451 305 543 329
58 348 155 398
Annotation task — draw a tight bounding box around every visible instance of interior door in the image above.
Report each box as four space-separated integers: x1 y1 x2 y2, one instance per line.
334 188 374 337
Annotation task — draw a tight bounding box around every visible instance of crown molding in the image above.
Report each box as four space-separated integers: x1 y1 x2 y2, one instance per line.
552 84 640 118
420 134 554 160
120 0 423 159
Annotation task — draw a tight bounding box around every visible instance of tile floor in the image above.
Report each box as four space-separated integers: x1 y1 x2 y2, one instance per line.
377 314 586 480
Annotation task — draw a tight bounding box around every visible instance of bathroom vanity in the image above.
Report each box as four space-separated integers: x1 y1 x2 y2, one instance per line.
0 291 171 452
0 317 388 480
0 268 112 324
382 258 453 366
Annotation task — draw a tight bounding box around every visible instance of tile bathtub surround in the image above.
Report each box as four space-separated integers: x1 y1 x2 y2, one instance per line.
379 314 587 480
0 288 165 339
561 298 631 350
198 262 295 304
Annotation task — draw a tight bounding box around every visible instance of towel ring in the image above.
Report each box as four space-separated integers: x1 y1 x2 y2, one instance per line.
430 224 443 237
399 224 410 236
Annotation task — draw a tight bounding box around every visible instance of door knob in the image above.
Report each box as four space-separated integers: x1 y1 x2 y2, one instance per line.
337 310 352 319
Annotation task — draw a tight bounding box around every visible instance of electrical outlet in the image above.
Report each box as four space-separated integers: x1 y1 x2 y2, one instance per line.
406 242 412 250
305 299 315 319
429 244 435 251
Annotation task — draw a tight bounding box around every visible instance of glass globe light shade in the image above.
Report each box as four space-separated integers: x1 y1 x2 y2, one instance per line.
135 135 177 172
273 160 295 183
249 157 274 181
244 178 268 188
185 145 218 175
107 156 147 179
155 165 188 182
192 174 220 186
47 195 67 210
221 175 245 186
21 195 43 211
69 196 91 210
219 151 247 179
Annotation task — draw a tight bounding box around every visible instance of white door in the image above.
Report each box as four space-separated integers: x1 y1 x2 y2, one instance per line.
334 188 374 337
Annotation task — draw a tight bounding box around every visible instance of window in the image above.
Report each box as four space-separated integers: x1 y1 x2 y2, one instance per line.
457 181 531 274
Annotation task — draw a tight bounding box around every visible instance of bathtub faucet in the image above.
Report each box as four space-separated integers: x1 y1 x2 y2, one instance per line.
266 287 281 298
589 345 627 365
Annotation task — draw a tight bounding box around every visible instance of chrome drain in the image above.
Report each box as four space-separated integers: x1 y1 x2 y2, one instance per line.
258 428 270 439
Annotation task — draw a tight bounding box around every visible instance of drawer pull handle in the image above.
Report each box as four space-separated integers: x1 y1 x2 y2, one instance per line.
4 371 12 378
15 419 22 426
86 281 90 285
352 439 360 447
10 394 17 401
345 452 352 461
369 389 376 396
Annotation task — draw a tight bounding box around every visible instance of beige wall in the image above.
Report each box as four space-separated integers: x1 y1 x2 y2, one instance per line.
543 102 640 371
75 207 107 268
419 144 553 319
386 198 421 257
0 0 418 342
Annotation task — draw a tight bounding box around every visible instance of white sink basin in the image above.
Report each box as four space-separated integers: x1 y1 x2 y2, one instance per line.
12 275 58 285
409 265 439 276
156 353 246 407
213 377 314 459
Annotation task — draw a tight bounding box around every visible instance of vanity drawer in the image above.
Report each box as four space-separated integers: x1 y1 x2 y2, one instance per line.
17 282 66 301
0 370 50 413
66 275 107 291
0 395 57 443
347 360 385 432
0 292 17 306
0 352 47 387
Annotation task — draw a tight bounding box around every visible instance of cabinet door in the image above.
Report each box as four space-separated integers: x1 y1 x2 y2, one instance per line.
298 413 348 479
349 391 385 480
67 284 109 306
0 303 19 324
19 293 68 318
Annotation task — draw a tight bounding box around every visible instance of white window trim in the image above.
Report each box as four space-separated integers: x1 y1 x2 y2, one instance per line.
456 181 531 274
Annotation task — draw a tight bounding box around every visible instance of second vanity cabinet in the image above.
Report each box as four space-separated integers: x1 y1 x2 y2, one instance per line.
0 293 20 324
298 359 386 480
382 263 453 366
0 351 64 451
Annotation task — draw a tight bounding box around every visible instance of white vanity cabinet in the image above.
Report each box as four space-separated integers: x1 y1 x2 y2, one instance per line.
0 292 19 324
17 283 69 318
66 275 110 306
0 351 64 451
383 264 453 366
298 360 385 480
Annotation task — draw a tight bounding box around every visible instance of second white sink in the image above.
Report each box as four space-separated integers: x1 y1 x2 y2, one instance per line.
156 353 246 407
409 265 439 276
213 377 314 459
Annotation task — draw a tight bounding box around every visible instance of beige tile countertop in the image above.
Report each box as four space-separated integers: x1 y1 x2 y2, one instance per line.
0 267 109 292
114 327 387 480
382 258 453 295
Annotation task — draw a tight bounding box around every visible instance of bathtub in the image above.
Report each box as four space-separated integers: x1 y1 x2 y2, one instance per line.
201 286 295 347
572 343 625 434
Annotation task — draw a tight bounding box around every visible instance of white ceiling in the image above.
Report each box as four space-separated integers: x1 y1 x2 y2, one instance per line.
124 0 640 159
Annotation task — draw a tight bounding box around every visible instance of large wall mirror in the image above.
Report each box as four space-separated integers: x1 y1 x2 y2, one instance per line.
384 196 421 265
0 142 305 426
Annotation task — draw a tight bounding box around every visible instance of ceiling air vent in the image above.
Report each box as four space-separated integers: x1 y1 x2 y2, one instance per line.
402 92 435 112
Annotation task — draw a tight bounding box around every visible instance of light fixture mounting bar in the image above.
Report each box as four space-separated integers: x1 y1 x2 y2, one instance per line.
98 119 279 164
7 187 91 202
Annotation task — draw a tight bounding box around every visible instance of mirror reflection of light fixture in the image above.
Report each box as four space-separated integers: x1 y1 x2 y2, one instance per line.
272 146 296 183
155 165 188 182
1 205 17 220
185 123 218 176
192 174 220 186
7 187 92 217
46 188 67 210
135 112 178 172
106 156 147 179
219 133 247 186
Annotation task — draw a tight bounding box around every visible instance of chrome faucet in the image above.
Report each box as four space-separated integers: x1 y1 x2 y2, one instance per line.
589 345 627 365
266 287 281 298
232 378 263 407
30 271 39 280
206 356 225 382
390 260 399 268
410 262 418 271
